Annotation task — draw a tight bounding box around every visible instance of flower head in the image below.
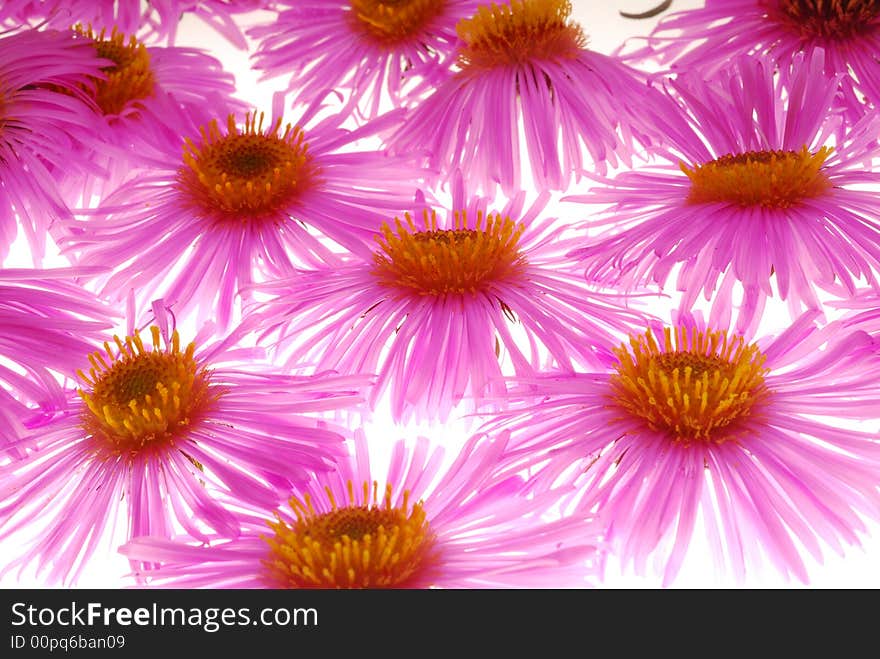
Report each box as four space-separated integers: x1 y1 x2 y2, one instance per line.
566 51 880 335
0 27 105 262
56 104 423 330
120 430 604 588
249 0 483 119
487 310 880 585
249 180 650 423
624 0 880 119
0 302 368 585
387 0 677 194
59 24 244 206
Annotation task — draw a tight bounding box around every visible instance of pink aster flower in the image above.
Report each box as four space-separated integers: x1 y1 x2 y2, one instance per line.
0 301 368 585
56 99 422 330
248 178 651 424
486 310 880 586
387 0 679 195
0 267 117 457
248 0 483 120
623 0 880 119
0 1 264 48
120 430 604 588
58 24 244 206
566 51 880 336
0 27 105 262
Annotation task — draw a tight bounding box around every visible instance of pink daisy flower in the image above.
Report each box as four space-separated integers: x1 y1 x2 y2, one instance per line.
0 27 105 262
0 1 263 48
0 267 117 458
0 301 368 585
566 51 880 336
386 0 679 195
120 430 604 588
248 0 483 120
249 179 651 424
623 0 880 118
486 310 880 586
58 23 244 206
57 100 422 329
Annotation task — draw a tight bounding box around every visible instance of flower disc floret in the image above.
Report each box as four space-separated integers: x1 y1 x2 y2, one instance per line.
77 327 214 455
262 481 437 588
372 208 527 295
610 326 769 444
456 0 586 70
681 146 833 208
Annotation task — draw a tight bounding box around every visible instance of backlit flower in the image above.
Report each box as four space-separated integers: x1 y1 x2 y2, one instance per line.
249 181 649 423
59 24 244 206
0 1 262 48
0 27 104 262
120 430 604 588
387 0 677 194
0 303 367 585
249 0 483 119
566 51 880 335
57 104 422 329
624 0 880 118
487 311 880 585
0 268 117 459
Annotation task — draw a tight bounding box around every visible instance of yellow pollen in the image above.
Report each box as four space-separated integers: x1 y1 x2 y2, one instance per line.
77 327 215 456
372 208 528 296
262 481 437 589
349 0 448 46
680 146 833 209
75 24 155 116
178 111 319 221
775 0 880 40
456 0 586 70
609 326 769 444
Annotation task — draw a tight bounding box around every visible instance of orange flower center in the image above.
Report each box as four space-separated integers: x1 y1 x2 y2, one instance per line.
78 327 216 457
372 209 528 296
178 111 319 221
610 326 769 444
349 0 448 46
75 24 155 115
681 146 833 209
774 0 880 40
262 482 437 589
456 0 586 71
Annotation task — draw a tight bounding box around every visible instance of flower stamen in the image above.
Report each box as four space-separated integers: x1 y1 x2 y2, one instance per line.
774 0 880 40
75 24 155 115
372 209 528 296
456 0 586 70
178 111 319 221
681 146 833 208
349 0 447 46
610 326 769 444
262 481 437 588
78 327 214 456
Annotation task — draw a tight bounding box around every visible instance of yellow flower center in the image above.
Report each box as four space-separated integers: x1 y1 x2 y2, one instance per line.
78 327 215 456
349 0 448 46
775 0 880 40
262 481 437 589
75 24 155 116
456 0 586 71
372 209 528 296
178 111 319 222
680 146 833 209
610 326 769 444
